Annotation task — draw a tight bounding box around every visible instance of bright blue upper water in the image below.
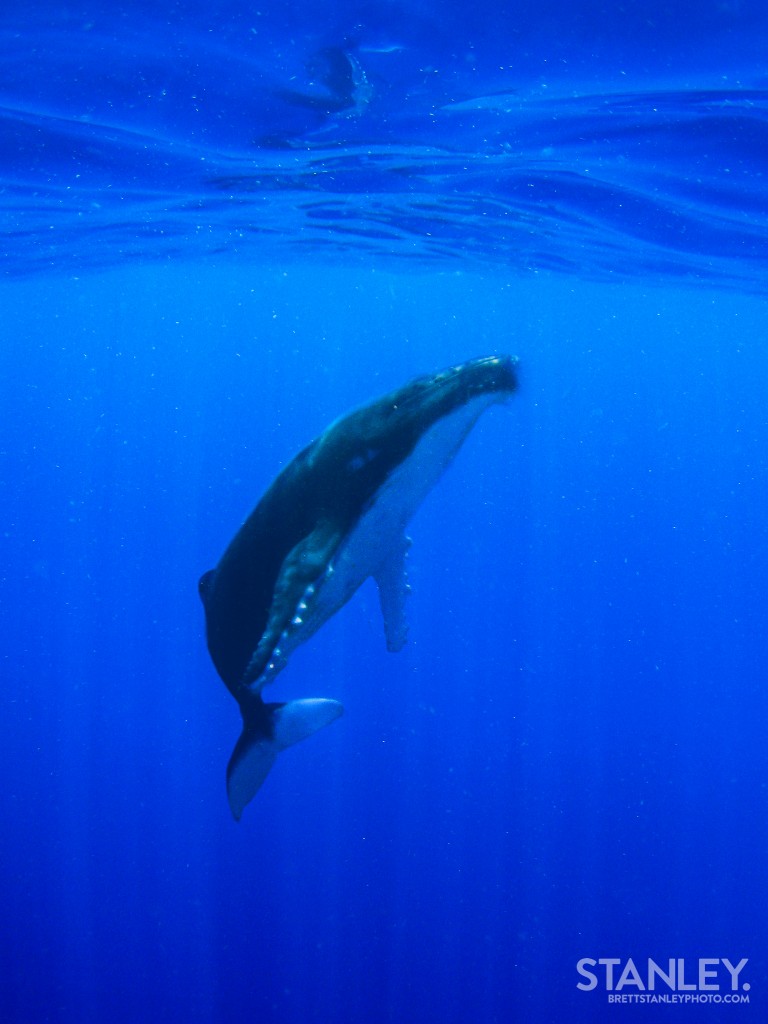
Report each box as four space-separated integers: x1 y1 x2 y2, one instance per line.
2 2 767 1023
3 0 768 287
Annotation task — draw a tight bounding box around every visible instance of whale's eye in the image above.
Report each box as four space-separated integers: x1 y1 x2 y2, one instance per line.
347 447 380 472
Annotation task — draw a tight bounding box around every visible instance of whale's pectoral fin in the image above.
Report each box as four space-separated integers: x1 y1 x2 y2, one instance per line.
242 520 343 688
374 535 412 653
226 698 344 821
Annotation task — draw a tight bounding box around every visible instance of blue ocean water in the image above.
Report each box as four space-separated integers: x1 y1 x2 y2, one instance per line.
2 2 768 1023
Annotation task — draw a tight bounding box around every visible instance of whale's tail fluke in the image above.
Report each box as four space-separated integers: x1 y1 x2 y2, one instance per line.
226 697 344 820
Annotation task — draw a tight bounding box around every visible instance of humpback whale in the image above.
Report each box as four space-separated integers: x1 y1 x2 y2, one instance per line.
199 354 518 819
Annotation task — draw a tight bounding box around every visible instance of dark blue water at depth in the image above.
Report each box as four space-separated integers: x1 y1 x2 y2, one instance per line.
2 2 768 1024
